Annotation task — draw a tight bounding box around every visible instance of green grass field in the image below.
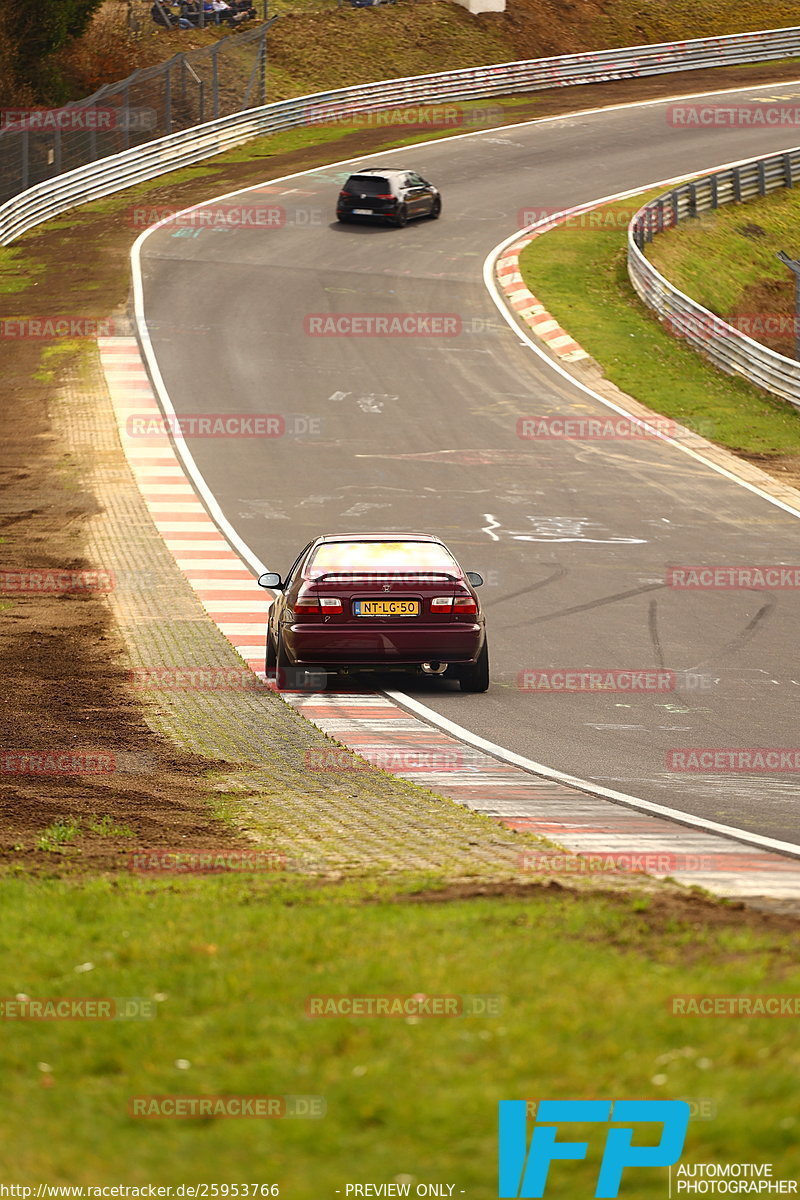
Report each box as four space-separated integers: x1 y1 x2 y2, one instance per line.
518 196 800 456
2 874 798 1190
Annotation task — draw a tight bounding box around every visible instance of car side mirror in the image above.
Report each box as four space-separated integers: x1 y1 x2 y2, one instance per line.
258 572 283 589
466 571 484 588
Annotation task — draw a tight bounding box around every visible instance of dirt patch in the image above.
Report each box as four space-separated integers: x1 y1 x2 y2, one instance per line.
0 345 244 875
728 276 797 357
387 879 800 933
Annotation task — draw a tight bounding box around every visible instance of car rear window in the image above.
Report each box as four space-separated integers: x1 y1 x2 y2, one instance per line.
343 176 391 195
306 541 458 577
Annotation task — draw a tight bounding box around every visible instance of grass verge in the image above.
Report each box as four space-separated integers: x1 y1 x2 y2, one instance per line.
646 184 800 360
1 875 798 1187
518 194 800 456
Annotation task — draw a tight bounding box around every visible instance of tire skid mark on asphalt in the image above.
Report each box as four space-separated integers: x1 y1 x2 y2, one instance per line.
99 331 800 899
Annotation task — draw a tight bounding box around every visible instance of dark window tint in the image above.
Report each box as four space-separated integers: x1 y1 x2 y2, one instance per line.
344 176 391 195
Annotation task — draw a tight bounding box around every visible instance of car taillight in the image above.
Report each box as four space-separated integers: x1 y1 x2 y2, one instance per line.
431 596 453 611
453 596 478 614
374 194 393 199
338 190 349 198
293 597 320 615
294 593 342 615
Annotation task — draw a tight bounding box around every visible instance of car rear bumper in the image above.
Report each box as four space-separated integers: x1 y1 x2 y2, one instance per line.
283 621 483 667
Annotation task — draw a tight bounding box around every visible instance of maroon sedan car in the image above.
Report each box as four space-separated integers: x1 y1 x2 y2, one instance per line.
257 533 489 691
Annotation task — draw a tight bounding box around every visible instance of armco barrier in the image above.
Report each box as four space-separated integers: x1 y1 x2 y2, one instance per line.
628 149 800 408
4 25 800 246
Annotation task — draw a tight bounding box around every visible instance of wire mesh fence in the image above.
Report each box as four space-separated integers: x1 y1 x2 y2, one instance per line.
0 19 273 206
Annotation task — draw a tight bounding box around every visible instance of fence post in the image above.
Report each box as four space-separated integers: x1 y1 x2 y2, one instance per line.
21 128 29 191
259 25 267 107
165 62 173 134
122 86 131 149
212 44 220 119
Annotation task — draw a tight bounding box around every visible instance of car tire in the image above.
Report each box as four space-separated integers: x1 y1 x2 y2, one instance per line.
394 205 408 228
429 197 442 219
276 629 303 691
459 641 489 693
265 629 277 678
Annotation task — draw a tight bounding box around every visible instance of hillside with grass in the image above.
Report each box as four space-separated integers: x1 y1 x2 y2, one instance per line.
4 0 800 106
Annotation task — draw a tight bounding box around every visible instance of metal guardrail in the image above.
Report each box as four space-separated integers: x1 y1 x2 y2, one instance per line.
629 149 800 407
4 24 800 248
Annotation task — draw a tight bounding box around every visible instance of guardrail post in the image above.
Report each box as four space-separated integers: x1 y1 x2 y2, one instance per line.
784 153 794 187
757 160 767 195
671 191 679 228
710 175 718 209
689 182 697 218
733 166 742 203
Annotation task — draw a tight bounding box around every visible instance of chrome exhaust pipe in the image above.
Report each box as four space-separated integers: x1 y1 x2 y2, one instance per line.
421 661 448 675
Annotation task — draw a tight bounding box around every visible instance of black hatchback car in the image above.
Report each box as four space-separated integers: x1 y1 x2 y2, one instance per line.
336 168 441 227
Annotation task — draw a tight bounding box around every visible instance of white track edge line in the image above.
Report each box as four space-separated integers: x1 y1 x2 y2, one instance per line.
384 688 800 859
129 82 800 860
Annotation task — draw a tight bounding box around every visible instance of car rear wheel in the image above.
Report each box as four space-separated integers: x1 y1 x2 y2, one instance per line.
394 205 408 228
459 641 489 693
276 629 304 690
429 197 441 219
265 629 277 678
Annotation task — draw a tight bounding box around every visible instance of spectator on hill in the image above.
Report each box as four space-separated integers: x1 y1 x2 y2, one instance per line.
210 0 250 24
227 0 258 18
151 1 194 27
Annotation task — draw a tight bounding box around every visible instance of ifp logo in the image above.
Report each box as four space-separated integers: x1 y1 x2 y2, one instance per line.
498 1100 690 1197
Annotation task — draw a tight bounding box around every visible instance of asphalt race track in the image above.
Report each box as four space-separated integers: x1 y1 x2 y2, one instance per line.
137 81 800 847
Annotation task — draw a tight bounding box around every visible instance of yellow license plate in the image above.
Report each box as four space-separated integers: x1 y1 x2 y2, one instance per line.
355 599 420 617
